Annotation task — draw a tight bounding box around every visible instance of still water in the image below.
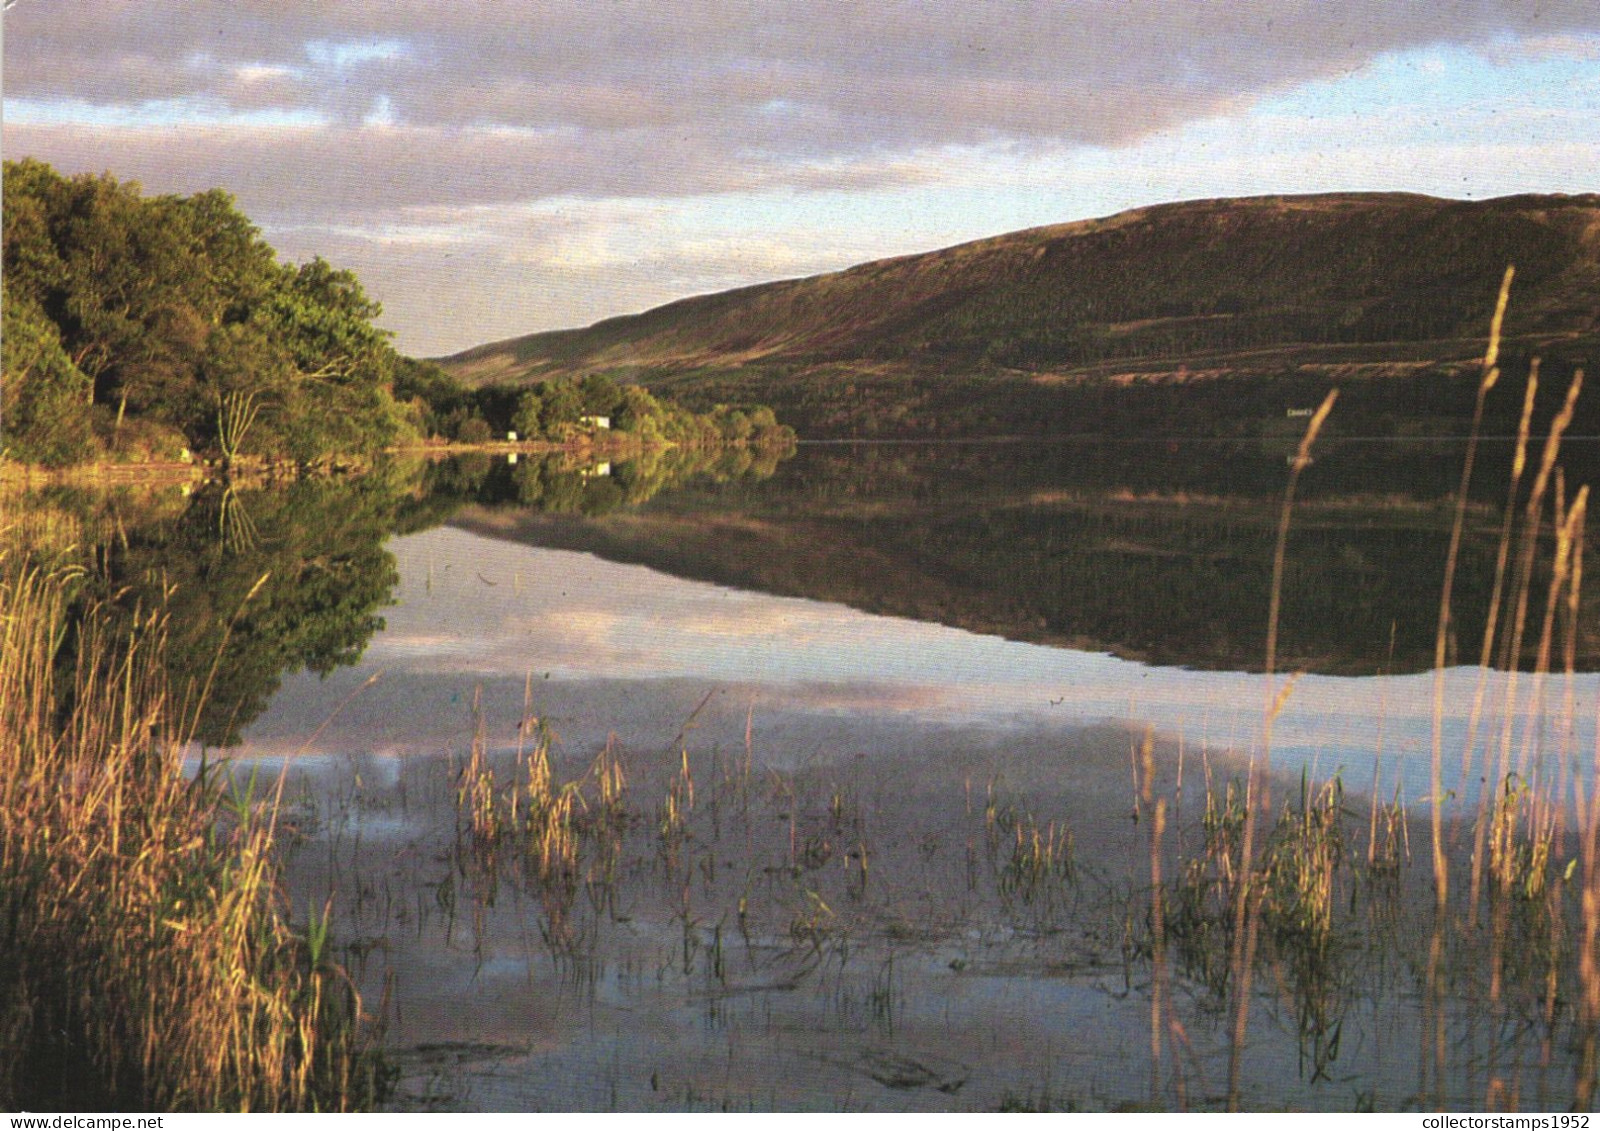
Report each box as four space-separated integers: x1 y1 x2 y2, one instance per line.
249 522 1593 814
38 438 1600 1109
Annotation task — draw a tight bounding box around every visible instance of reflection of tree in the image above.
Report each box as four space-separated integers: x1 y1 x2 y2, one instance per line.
419 444 793 517
23 446 793 748
97 472 417 746
216 485 259 555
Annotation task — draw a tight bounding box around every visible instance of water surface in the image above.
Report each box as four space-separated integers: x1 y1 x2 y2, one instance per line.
22 439 1600 1110
227 441 1600 1110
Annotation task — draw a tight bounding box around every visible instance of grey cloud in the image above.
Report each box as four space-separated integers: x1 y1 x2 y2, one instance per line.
11 3 1600 148
9 3 1599 199
7 1 1597 351
1 117 943 220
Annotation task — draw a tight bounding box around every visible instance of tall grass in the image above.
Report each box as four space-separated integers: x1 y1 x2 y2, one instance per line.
1224 388 1334 1108
1145 274 1600 1109
0 558 385 1111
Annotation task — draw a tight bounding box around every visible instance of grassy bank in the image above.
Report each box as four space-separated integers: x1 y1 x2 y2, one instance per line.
0 557 387 1111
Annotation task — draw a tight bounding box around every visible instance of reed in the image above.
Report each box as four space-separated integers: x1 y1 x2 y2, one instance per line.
996 815 1075 909
0 558 384 1111
1258 771 1345 951
1226 389 1334 1109
1431 265 1514 908
1139 731 1174 1106
455 690 501 846
1141 282 1600 1107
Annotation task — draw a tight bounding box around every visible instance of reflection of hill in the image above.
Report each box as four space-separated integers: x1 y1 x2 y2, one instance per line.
449 441 1600 676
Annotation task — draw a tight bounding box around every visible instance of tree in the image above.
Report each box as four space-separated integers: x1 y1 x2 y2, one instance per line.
262 258 409 461
614 384 663 433
533 379 584 439
578 372 621 417
2 159 416 467
455 416 492 444
394 358 469 437
197 321 292 464
1 286 94 464
512 390 545 440
266 258 392 384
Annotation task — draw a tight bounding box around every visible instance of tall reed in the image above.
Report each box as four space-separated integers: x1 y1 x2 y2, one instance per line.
1432 265 1514 908
1225 388 1335 1109
0 557 384 1111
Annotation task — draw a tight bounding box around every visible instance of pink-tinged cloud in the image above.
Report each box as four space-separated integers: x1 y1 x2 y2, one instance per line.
6 2 1598 353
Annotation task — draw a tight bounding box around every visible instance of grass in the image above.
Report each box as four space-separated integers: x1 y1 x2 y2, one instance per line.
0 557 387 1111
1137 284 1600 1108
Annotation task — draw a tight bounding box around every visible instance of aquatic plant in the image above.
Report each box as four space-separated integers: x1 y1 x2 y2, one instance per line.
996 816 1075 910
0 557 386 1111
1258 772 1346 952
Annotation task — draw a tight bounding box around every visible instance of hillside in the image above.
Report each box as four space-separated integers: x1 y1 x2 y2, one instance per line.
441 193 1600 438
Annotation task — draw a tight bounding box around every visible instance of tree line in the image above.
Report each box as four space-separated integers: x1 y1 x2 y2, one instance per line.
3 159 415 467
2 159 792 467
396 360 793 449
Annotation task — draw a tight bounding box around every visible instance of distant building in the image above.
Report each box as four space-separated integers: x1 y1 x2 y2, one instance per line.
580 415 611 431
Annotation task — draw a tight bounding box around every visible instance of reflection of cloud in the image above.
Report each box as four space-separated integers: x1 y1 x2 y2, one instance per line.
663 600 805 640
251 524 1600 804
778 681 953 715
535 609 622 652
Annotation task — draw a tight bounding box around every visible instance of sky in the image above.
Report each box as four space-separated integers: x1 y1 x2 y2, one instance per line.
5 2 1599 358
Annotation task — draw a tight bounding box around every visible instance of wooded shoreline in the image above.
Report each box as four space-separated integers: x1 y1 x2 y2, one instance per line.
0 430 795 490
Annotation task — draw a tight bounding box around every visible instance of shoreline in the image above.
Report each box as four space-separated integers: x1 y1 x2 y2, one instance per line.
0 432 781 491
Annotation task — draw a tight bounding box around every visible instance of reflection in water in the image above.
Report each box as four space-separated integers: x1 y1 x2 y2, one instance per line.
15 445 786 746
235 517 1597 1110
85 475 412 745
13 435 1600 1110
452 439 1600 676
250 523 1594 826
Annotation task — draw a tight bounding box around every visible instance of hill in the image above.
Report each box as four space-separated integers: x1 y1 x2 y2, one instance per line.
440 193 1600 438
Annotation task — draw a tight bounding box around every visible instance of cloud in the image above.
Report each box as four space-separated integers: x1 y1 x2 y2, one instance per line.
12 3 1599 184
6 2 1598 353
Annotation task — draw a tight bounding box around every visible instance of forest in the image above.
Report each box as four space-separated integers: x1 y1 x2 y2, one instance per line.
1 159 791 468
2 158 419 467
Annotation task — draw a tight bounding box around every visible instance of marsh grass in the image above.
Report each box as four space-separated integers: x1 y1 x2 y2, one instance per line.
0 558 385 1111
1130 277 1600 1108
452 699 651 914
1258 772 1345 952
996 816 1075 910
1139 281 1600 1107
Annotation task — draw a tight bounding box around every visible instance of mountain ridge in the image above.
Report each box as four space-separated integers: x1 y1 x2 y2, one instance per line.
439 191 1600 438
